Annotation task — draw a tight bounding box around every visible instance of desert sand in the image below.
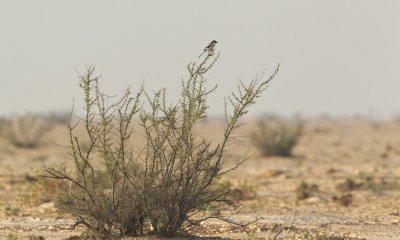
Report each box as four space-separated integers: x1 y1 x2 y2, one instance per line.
1 117 400 239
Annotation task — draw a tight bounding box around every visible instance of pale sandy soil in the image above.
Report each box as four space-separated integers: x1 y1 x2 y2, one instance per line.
1 117 400 239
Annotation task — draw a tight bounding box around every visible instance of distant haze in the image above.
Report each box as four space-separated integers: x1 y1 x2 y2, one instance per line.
1 1 399 118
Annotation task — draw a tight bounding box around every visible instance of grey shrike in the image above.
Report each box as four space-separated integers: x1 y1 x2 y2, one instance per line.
198 40 218 58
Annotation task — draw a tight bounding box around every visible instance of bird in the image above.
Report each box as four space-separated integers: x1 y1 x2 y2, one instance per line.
198 40 218 58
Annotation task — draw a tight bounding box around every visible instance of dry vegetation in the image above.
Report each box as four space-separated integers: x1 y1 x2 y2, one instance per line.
2 115 400 239
251 115 303 157
1 52 400 239
41 50 280 238
0 114 53 148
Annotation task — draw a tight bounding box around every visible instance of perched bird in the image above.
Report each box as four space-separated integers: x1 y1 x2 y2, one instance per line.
198 40 218 58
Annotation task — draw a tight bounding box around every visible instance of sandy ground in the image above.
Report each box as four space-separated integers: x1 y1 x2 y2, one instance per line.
1 117 400 239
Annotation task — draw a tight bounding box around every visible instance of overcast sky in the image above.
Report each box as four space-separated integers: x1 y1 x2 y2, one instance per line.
1 1 399 118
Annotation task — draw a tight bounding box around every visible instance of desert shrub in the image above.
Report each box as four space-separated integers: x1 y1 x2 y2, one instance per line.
45 50 279 237
0 113 52 148
41 111 70 125
251 114 303 156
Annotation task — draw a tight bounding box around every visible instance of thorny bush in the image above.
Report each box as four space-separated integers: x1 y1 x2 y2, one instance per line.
45 50 279 238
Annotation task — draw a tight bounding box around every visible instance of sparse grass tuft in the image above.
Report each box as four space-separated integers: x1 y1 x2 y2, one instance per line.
296 181 319 200
28 236 45 240
336 174 399 192
230 181 257 201
335 178 360 192
6 234 18 240
332 193 353 207
251 114 303 157
22 176 67 205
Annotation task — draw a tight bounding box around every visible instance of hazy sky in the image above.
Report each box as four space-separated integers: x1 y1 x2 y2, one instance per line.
1 1 399 118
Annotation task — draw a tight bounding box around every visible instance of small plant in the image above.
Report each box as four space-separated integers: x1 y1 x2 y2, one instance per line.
230 181 257 201
22 176 67 205
28 236 45 240
5 206 20 216
251 114 303 157
335 178 360 192
296 181 319 200
332 193 353 207
6 234 18 240
45 50 279 237
336 175 398 192
246 230 260 240
0 113 52 148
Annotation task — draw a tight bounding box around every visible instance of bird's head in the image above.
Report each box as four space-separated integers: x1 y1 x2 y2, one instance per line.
212 40 218 43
